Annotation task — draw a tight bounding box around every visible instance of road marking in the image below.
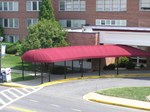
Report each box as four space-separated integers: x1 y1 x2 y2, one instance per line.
8 106 36 112
0 98 6 105
1 92 13 101
50 104 60 108
22 88 31 93
13 89 25 95
29 99 38 103
71 108 82 112
7 90 19 97
0 87 43 110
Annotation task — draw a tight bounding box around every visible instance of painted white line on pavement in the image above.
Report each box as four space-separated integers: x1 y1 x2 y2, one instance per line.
7 90 19 98
1 92 13 101
50 104 60 108
71 108 82 112
0 87 43 110
0 98 6 105
29 99 39 103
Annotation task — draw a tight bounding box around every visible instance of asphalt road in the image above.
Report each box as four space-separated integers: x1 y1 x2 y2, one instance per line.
1 77 150 112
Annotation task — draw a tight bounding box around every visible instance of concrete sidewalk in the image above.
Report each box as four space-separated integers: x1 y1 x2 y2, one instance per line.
1 69 150 87
83 92 150 111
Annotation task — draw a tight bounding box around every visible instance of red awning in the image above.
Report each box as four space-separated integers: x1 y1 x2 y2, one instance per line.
22 45 150 63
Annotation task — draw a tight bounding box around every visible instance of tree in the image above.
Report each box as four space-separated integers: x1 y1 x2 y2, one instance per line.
39 0 55 20
19 19 68 55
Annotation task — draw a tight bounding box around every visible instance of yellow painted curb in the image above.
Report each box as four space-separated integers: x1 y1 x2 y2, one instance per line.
0 82 34 88
1 74 150 88
8 106 36 112
39 74 150 87
83 92 150 111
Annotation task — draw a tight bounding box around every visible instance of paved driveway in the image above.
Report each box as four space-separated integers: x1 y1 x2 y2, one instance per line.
1 77 150 112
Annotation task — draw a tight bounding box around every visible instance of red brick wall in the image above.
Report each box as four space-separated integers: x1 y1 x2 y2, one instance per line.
52 0 150 27
1 0 150 40
0 0 39 40
66 32 99 46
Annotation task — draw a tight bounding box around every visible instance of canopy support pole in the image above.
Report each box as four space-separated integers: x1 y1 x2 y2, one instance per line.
64 61 66 79
116 57 119 75
22 60 24 80
41 63 44 84
34 62 36 78
80 60 83 77
98 58 101 76
48 63 51 82
72 60 74 71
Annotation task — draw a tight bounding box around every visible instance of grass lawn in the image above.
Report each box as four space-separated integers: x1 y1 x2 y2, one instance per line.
2 54 34 71
1 54 36 82
96 87 150 101
11 72 35 82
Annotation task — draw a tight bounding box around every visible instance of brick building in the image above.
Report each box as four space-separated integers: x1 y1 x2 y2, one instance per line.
0 0 150 42
0 0 150 69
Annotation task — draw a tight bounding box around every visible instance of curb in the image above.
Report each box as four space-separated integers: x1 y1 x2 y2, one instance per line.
83 92 150 111
0 83 35 88
38 74 150 87
1 74 150 88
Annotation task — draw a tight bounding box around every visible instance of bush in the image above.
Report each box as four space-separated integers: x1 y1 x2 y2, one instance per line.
103 64 116 70
51 66 67 74
116 57 129 67
126 62 136 69
6 45 17 54
140 64 145 68
5 41 21 54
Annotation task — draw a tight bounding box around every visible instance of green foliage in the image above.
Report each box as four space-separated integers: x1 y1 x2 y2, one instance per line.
116 57 129 67
140 64 145 68
39 0 55 20
6 45 17 54
19 19 68 55
103 64 116 70
5 41 21 54
51 66 67 74
126 61 136 69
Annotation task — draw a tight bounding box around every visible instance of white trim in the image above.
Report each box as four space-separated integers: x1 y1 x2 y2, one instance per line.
59 0 86 11
0 1 18 11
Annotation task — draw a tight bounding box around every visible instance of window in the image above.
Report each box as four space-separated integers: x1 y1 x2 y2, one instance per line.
0 1 18 11
5 35 19 43
96 19 127 26
59 19 86 28
96 0 127 11
27 1 41 11
27 18 38 26
140 0 150 11
1 18 19 28
59 0 86 11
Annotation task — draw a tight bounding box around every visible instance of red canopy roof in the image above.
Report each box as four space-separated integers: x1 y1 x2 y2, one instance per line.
22 45 150 63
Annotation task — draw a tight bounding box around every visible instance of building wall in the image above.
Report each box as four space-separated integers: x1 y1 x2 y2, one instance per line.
66 32 99 46
52 0 150 27
1 0 150 41
0 0 39 41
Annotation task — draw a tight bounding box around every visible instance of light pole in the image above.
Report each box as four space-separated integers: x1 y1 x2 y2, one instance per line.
0 36 3 76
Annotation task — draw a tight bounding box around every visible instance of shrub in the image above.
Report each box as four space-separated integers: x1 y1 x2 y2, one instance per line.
51 66 67 74
116 57 129 67
140 64 145 68
5 42 21 54
126 61 136 69
103 64 116 70
6 45 18 54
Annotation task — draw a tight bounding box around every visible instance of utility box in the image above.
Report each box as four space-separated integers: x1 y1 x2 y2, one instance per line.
1 68 11 82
